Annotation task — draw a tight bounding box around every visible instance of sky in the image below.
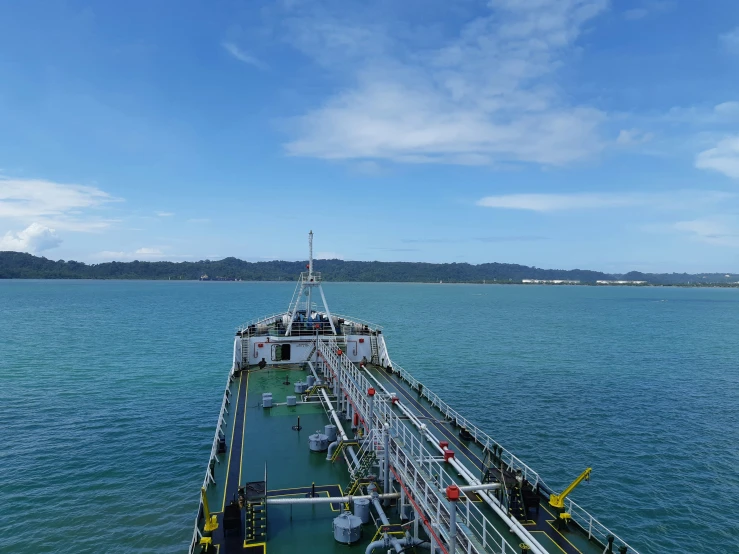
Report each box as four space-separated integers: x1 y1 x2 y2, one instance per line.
1 0 739 273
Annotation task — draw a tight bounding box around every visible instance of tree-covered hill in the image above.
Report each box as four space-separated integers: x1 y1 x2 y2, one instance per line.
1 251 738 285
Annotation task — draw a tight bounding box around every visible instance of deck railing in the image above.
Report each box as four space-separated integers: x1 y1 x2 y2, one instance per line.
317 338 521 554
565 497 638 554
387 360 549 491
385 356 641 554
236 312 382 336
188 367 235 554
236 312 286 334
331 313 383 332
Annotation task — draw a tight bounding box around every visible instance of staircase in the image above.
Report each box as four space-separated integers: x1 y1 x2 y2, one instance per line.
244 481 267 544
509 481 527 520
369 334 379 364
344 430 380 504
246 499 266 543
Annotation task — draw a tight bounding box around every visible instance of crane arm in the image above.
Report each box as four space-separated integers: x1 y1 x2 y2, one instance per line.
549 467 591 509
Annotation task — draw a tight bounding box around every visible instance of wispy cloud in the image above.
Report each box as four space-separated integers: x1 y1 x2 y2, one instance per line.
663 100 739 125
91 247 192 261
400 236 546 244
282 0 608 166
622 1 672 21
222 42 267 69
156 211 174 217
719 27 739 55
616 128 654 145
695 136 739 179
475 235 547 243
476 191 733 212
0 223 62 253
657 217 739 247
0 176 118 223
0 175 121 237
367 247 421 252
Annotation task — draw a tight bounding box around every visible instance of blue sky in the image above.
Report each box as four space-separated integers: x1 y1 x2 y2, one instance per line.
1 0 739 273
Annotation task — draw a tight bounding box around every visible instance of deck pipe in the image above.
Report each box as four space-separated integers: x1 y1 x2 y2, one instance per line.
319 386 359 467
367 389 375 435
266 492 400 505
371 493 404 553
449 500 457 554
360 367 548 554
308 362 358 465
383 423 391 505
365 536 423 554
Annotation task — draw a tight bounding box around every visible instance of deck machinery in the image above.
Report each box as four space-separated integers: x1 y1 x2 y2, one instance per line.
189 232 639 554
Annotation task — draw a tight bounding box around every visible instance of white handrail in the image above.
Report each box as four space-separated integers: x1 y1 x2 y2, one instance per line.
317 338 521 554
382 356 640 554
188 367 235 554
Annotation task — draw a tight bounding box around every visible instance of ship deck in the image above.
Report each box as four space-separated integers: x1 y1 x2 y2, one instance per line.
197 359 615 554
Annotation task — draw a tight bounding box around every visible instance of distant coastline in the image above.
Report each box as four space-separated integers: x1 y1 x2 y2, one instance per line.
2 251 738 286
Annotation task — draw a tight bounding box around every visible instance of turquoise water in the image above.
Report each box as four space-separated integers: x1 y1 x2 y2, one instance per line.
1 281 738 553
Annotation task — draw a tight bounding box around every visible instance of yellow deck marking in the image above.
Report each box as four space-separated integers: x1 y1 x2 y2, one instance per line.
531 531 568 554
222 374 242 511
238 372 250 487
545 519 584 554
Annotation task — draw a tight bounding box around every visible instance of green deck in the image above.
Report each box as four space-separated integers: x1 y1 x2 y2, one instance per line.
196 362 617 554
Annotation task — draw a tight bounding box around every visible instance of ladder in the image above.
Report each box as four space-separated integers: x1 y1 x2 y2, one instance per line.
369 334 379 364
243 481 267 544
245 500 266 543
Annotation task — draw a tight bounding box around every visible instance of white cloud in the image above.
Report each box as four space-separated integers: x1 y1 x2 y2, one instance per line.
0 223 62 253
282 0 608 166
714 101 739 116
477 193 639 211
222 42 267 69
658 100 739 127
0 175 119 231
720 27 739 55
616 128 654 145
622 2 672 21
695 136 739 179
156 211 174 217
672 217 739 247
92 247 188 261
476 190 733 212
187 218 210 223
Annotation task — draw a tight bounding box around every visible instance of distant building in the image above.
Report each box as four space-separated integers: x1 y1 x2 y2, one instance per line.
596 280 647 285
522 279 580 284
200 274 210 281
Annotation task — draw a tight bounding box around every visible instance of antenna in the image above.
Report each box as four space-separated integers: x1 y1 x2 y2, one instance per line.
308 230 314 278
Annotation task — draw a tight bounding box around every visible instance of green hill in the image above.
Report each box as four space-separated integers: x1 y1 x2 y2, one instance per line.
1 251 737 285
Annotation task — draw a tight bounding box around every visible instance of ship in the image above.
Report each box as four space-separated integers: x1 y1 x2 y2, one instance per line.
189 232 639 554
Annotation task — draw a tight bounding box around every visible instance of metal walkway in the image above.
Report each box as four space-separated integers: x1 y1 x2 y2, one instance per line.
366 365 590 554
317 338 523 554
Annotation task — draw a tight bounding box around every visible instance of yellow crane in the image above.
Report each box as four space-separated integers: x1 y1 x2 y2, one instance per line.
549 467 591 526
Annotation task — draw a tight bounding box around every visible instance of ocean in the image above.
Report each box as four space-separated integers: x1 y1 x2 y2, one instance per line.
1 280 737 553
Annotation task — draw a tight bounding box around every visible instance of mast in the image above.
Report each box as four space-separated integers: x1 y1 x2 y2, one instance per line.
308 230 314 278
284 231 336 336
306 230 313 318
